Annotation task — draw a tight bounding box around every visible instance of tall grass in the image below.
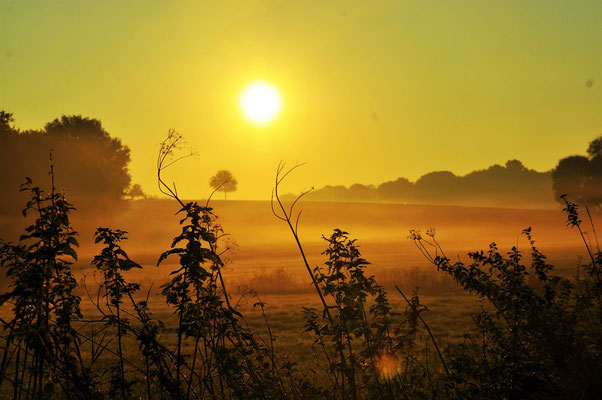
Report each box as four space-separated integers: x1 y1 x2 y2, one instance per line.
0 137 600 399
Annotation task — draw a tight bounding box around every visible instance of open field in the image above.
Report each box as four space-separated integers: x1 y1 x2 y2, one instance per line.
2 199 591 342
1 198 600 398
4 199 580 268
88 199 589 284
3 198 589 289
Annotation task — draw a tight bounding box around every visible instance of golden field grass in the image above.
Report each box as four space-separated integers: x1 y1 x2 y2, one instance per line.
0 199 594 367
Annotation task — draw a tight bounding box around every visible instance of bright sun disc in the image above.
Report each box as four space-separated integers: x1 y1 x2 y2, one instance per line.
239 81 282 126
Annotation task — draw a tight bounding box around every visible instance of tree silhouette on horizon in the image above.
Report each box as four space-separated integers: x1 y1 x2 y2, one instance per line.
209 170 237 200
553 135 602 207
0 111 136 214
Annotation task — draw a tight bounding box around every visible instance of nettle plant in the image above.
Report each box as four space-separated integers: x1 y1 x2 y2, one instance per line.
302 230 408 400
88 225 183 400
273 165 448 400
0 161 98 399
91 228 142 399
154 131 304 399
408 196 602 399
299 229 454 400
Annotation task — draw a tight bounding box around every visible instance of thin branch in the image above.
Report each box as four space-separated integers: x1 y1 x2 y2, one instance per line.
271 161 333 324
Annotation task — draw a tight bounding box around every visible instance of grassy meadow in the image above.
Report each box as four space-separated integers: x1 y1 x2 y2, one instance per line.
2 199 588 354
1 194 599 399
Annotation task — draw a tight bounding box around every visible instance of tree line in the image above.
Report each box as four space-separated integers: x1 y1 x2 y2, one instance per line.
286 160 553 208
284 136 602 209
2 109 600 210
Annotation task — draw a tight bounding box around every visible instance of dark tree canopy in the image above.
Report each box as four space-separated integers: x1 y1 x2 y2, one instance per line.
553 135 602 207
377 177 413 202
0 111 136 214
414 171 460 199
209 170 238 200
0 111 14 134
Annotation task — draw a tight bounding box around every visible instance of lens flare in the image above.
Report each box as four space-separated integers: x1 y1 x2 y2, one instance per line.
375 353 401 380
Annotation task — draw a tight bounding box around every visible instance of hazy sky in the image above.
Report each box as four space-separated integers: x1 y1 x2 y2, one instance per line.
1 0 601 199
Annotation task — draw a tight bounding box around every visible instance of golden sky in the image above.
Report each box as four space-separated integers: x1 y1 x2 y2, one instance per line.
1 0 601 200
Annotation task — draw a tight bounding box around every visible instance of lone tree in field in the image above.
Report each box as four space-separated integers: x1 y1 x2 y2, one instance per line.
209 170 237 200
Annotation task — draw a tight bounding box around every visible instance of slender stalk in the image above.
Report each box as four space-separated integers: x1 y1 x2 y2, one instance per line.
394 286 450 377
271 162 334 324
115 298 127 400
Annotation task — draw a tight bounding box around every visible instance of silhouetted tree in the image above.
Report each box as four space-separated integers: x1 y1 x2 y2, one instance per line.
300 185 348 202
376 177 413 202
347 183 377 202
0 112 136 214
553 135 602 207
0 111 14 134
209 170 237 200
462 160 552 206
413 170 460 202
125 184 146 200
587 135 602 158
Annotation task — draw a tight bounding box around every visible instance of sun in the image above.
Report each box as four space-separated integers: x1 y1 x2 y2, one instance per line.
239 81 282 126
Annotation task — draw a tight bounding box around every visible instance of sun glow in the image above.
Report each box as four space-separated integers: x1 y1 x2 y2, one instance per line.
239 81 282 126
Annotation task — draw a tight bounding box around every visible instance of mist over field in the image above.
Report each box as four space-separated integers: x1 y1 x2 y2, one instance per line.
1 198 587 278
2 1 602 398
1 111 602 398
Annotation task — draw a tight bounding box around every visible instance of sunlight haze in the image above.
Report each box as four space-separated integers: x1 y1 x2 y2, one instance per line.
1 0 601 199
1 3 602 396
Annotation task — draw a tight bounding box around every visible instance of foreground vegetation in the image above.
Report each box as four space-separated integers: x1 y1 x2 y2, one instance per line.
0 137 601 399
